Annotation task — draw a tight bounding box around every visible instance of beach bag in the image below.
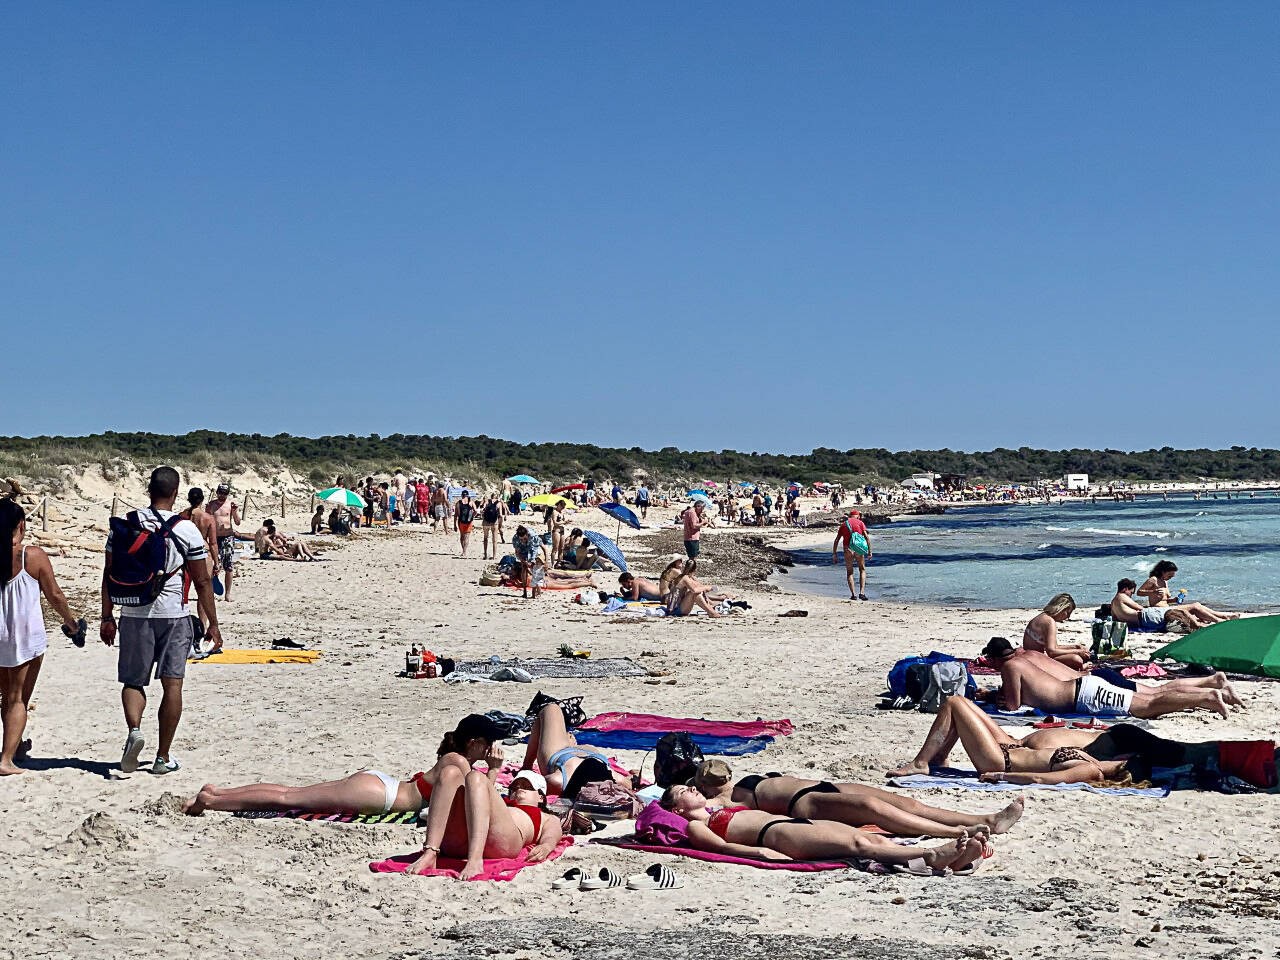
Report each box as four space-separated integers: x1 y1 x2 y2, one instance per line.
559 780 644 834
106 509 188 606
843 519 869 556
654 732 703 788
482 501 501 524
888 652 977 702
479 566 503 587
920 661 969 713
457 502 475 525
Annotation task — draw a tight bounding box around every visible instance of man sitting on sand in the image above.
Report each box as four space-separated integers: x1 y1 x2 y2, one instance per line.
980 636 1233 719
1111 579 1199 633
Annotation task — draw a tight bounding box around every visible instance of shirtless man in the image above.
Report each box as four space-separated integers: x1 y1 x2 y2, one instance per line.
181 488 219 633
981 636 1231 719
207 484 242 601
431 484 450 533
1112 579 1202 632
618 571 664 601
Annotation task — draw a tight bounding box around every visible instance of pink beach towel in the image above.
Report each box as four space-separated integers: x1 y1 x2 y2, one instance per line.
369 837 573 881
580 712 794 738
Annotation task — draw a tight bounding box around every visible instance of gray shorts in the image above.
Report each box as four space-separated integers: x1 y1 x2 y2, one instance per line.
118 616 193 687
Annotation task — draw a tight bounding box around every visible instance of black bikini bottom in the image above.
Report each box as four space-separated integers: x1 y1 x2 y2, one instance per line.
757 817 812 847
563 757 612 801
786 781 840 815
734 772 781 798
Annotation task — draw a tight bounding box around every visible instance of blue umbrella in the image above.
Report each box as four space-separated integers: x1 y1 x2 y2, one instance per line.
583 530 627 572
507 474 539 484
738 481 755 488
597 502 640 529
688 492 713 505
688 488 709 497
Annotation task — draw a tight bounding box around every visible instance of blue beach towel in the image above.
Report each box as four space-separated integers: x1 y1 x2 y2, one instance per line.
571 729 774 756
887 768 1169 798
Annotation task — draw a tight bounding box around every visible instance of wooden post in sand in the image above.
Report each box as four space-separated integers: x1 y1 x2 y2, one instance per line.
111 493 118 518
243 493 254 520
280 492 286 518
39 497 48 532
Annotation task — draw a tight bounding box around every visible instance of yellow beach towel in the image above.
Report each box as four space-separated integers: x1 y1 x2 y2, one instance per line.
192 649 321 665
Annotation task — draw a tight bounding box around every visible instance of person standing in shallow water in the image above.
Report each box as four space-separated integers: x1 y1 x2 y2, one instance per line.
1 500 82 775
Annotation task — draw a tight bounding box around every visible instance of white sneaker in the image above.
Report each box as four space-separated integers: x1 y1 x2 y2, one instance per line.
151 756 181 775
121 730 145 773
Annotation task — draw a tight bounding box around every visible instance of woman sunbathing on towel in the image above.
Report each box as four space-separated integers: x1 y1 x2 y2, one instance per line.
409 766 563 879
693 760 1024 840
658 559 735 603
664 560 736 617
520 696 632 797
660 784 989 875
183 714 506 817
884 695 1249 786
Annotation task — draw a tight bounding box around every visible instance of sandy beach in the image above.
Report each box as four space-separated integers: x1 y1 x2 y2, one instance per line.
1 485 1278 960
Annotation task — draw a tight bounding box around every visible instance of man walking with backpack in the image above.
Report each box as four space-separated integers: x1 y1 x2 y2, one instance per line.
832 509 872 601
100 467 221 774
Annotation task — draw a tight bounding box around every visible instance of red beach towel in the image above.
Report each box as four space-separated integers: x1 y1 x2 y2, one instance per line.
580 712 794 738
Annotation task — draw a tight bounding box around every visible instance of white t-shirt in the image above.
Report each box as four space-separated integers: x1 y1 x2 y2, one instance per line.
107 507 208 619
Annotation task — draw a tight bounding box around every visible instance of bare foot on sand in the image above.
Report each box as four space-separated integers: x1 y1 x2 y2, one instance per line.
0 761 27 776
946 834 986 873
1211 691 1229 719
183 784 216 816
988 795 1025 835
886 761 929 778
1222 684 1246 709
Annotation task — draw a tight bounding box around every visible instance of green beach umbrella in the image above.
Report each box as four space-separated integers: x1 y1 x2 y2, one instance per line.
315 487 367 509
1152 615 1280 679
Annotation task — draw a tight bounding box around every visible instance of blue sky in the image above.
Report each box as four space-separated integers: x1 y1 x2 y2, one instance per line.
3 4 1278 453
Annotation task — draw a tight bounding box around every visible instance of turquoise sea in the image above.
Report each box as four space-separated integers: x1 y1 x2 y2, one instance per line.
779 492 1280 612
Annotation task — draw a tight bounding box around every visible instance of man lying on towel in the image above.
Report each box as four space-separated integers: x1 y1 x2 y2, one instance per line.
980 637 1235 719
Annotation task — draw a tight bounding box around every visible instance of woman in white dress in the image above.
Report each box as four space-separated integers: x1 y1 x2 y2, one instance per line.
1 499 82 774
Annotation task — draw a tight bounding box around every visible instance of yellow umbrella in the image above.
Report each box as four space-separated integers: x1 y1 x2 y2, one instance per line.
525 493 573 509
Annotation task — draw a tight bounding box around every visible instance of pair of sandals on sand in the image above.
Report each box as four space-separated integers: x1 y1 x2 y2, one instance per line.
552 863 684 891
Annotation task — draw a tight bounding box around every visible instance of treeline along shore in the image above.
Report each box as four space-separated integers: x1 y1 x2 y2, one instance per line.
3 431 1280 491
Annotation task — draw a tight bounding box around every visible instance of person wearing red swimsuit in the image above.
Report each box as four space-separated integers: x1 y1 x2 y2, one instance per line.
662 785 988 875
411 768 563 880
183 714 504 816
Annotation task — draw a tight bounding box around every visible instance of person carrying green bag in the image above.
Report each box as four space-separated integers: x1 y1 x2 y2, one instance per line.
833 510 873 601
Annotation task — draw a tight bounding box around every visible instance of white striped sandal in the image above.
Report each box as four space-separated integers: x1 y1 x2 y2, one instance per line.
578 867 625 891
626 863 684 891
551 867 585 891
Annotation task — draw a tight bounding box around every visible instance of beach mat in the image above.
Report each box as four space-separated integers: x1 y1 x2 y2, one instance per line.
593 835 882 873
370 837 573 880
572 729 773 756
451 657 646 680
192 649 321 665
233 809 419 824
887 768 1169 798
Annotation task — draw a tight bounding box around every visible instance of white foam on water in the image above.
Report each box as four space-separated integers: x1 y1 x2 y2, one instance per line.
1080 527 1173 539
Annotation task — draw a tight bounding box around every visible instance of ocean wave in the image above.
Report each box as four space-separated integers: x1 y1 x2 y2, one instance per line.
1080 527 1173 539
1037 542 1053 549
1044 526 1072 532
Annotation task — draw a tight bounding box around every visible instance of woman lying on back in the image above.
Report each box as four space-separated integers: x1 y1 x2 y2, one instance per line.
693 760 1023 839
660 784 988 875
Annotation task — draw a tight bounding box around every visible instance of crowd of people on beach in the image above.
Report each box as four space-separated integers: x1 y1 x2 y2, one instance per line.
1 464 1274 895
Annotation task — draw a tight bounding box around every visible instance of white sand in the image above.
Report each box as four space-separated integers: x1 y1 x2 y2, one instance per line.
2 488 1278 958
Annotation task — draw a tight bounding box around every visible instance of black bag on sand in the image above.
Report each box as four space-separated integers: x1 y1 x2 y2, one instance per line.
654 732 703 788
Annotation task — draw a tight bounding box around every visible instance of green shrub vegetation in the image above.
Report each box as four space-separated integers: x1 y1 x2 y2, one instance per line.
3 432 1278 489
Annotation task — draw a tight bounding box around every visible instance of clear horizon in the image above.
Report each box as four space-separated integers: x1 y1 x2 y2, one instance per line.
4 4 1278 451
